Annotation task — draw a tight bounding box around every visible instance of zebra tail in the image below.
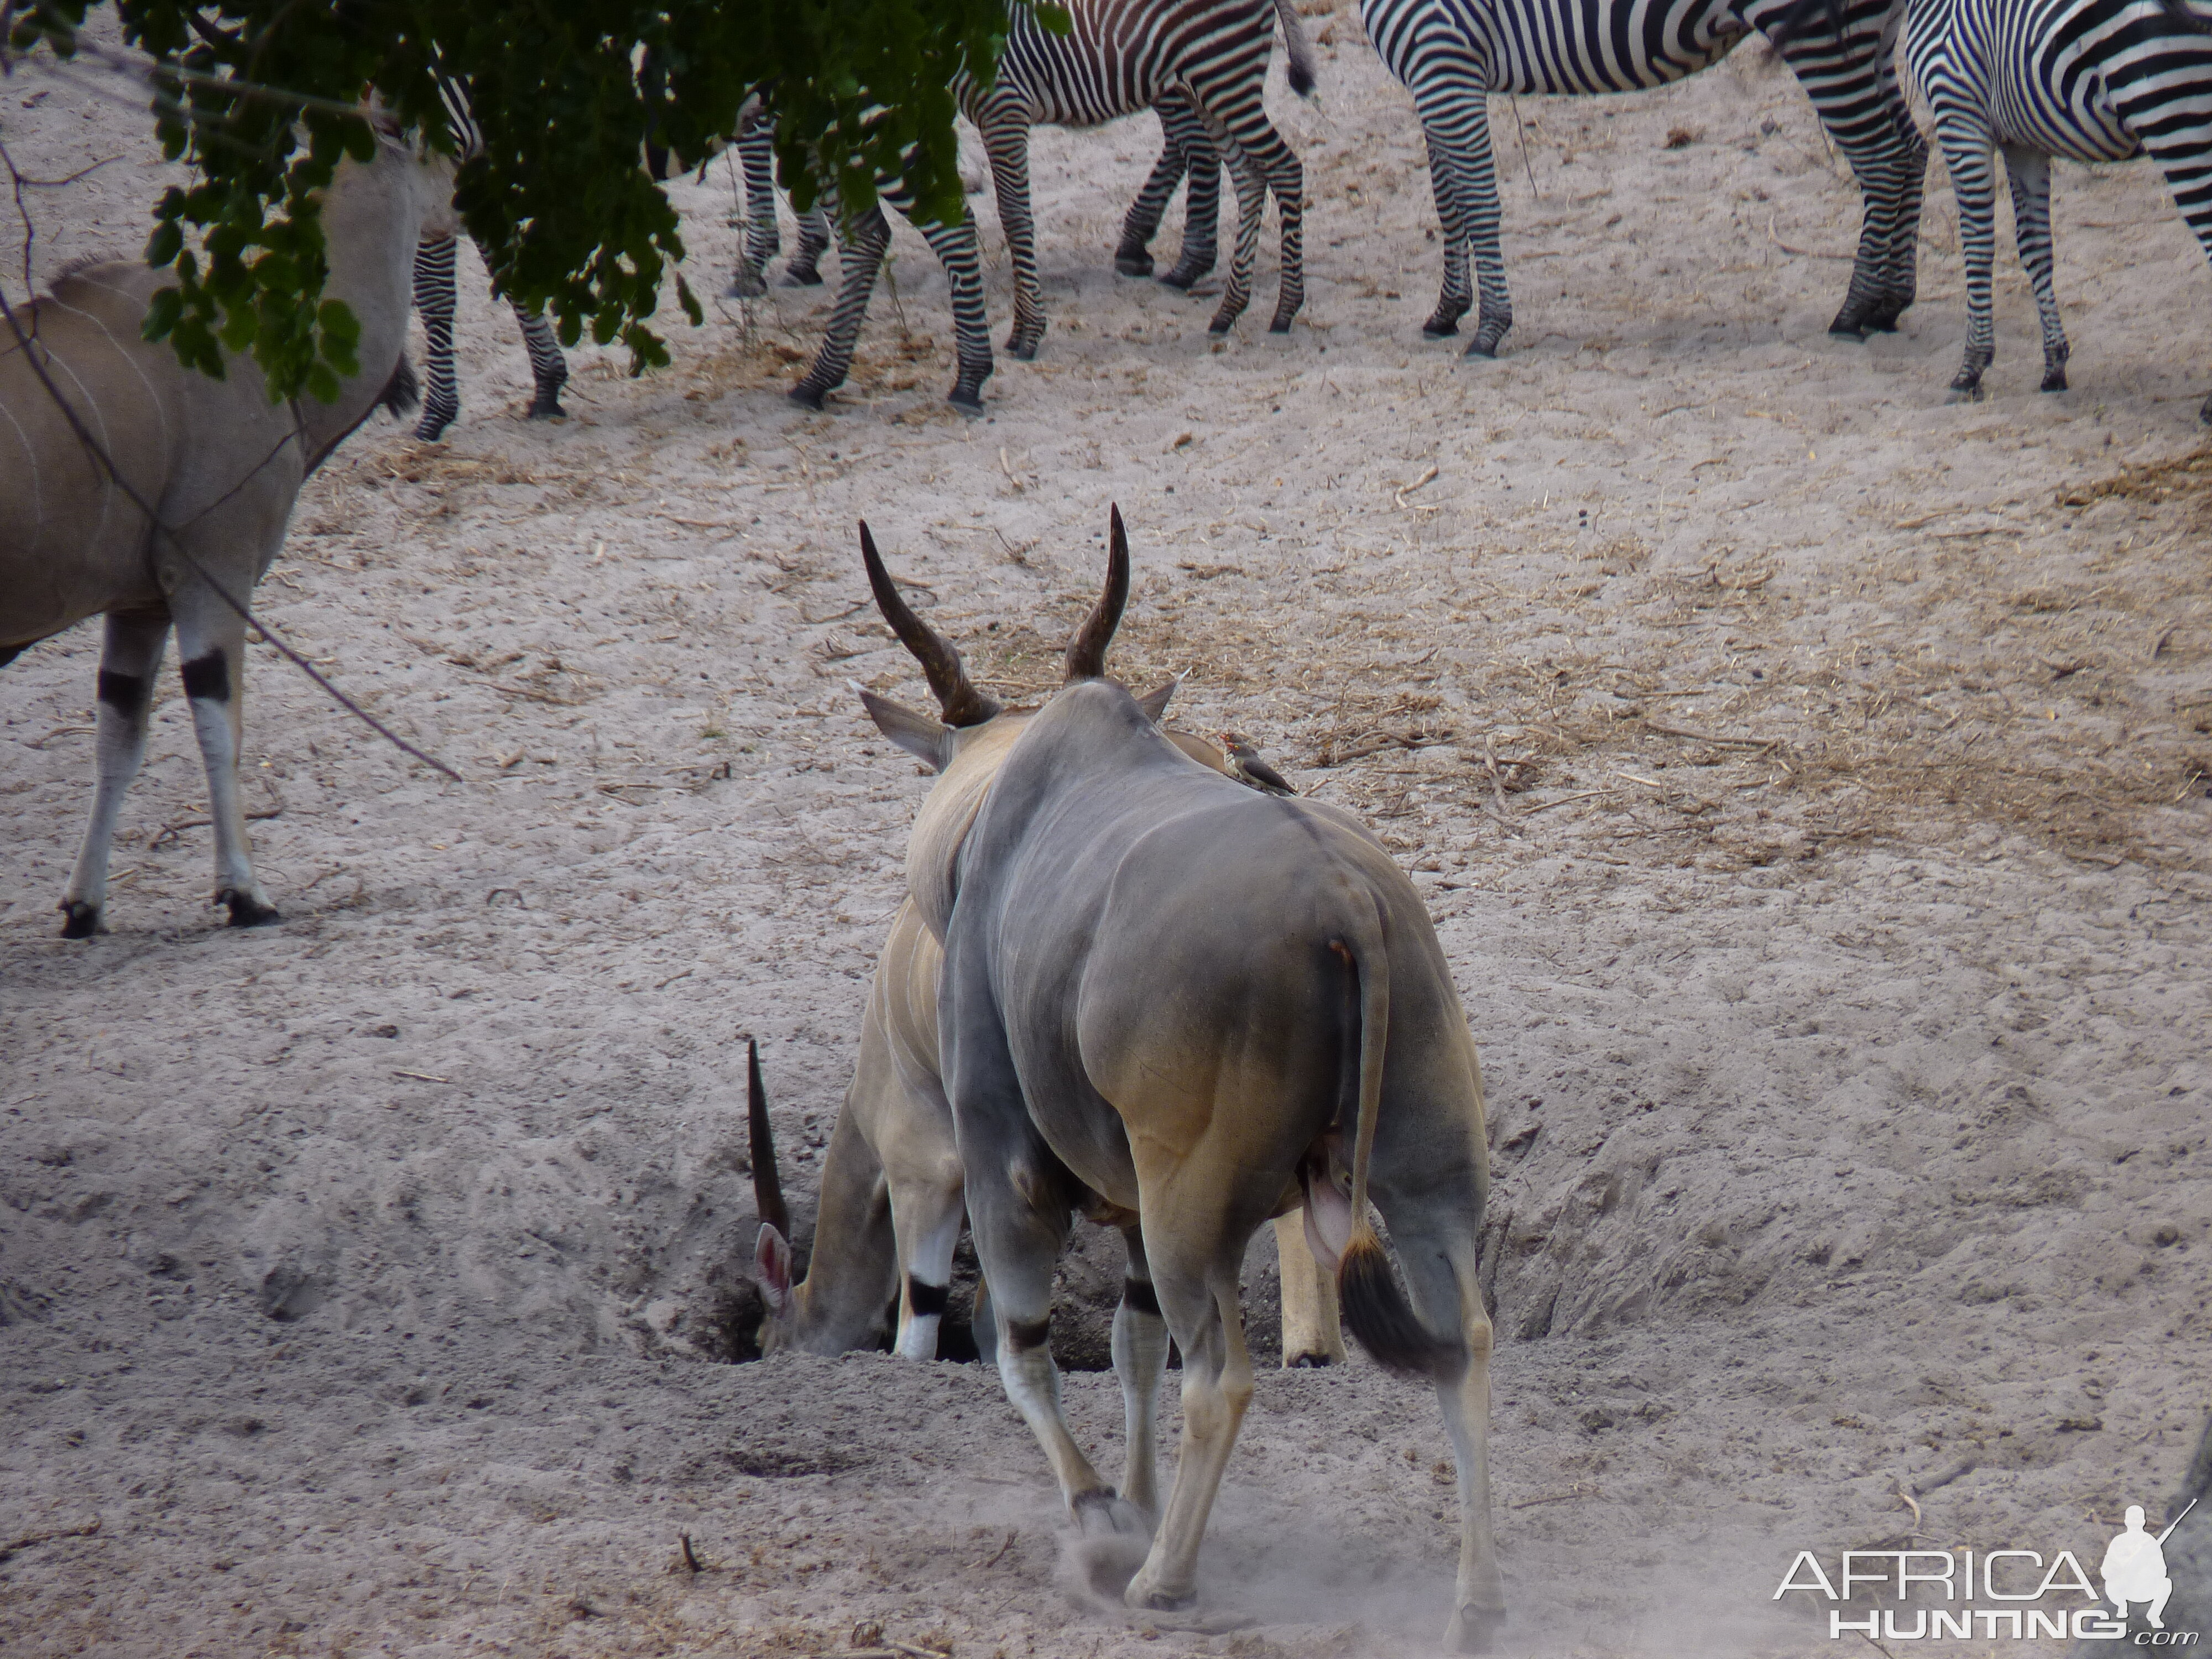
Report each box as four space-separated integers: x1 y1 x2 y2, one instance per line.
378 354 421 419
2157 0 2212 34
1272 0 1319 97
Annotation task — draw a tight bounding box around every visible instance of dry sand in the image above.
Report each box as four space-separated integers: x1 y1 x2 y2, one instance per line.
4 11 2210 1657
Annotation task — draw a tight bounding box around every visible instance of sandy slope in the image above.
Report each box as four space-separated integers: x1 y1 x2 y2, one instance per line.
4 11 2211 1657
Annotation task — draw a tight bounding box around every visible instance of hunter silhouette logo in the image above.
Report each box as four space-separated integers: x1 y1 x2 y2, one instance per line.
1776 1498 2200 1644
2104 1502 2197 1631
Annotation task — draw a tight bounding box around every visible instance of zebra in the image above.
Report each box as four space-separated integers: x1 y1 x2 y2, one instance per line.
951 0 1316 361
1896 0 2212 415
1359 0 1929 358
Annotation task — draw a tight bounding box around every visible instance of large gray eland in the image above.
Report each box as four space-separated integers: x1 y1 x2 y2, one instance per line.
847 510 1505 1649
1 131 442 937
749 714 1348 1369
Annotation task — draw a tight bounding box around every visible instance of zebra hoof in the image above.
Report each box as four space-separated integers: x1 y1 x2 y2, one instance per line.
2041 367 2068 394
59 900 101 940
2200 392 2212 426
413 412 456 443
1115 251 1155 278
1945 383 1984 405
782 267 825 289
1861 309 1902 334
1008 336 1041 362
1268 317 1294 335
788 383 827 411
1161 257 1215 290
947 384 987 416
526 395 566 421
1423 317 1462 339
221 889 281 928
724 274 769 300
1828 320 1867 342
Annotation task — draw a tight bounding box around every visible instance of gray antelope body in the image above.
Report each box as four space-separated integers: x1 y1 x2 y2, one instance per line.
0 137 440 935
851 512 1504 1650
753 721 1348 1369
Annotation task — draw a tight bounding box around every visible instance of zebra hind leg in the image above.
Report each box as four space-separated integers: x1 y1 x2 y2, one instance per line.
1161 146 1221 290
1117 100 1191 278
2000 146 2069 392
727 117 780 299
786 208 831 287
1159 95 1221 290
790 201 891 410
514 307 569 420
411 233 462 442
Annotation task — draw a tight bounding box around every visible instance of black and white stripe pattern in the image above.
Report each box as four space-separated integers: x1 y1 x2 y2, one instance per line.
786 170 997 413
1361 0 1929 356
1906 0 2212 414
965 0 1316 358
725 96 833 299
1113 90 1228 289
408 232 568 443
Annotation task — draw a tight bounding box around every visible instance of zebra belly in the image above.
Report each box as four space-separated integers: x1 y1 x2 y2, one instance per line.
1991 72 2139 163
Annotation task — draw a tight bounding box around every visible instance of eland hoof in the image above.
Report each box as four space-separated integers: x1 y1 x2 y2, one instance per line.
1286 1351 1337 1368
59 900 101 940
1444 1605 1507 1655
221 889 281 928
788 383 827 411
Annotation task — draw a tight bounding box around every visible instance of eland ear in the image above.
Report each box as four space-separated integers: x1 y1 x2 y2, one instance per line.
755 1224 795 1315
857 687 954 771
1134 673 1183 723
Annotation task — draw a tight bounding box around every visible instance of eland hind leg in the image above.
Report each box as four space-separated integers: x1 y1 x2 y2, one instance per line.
886 1167 965 1359
1113 1224 1171 1517
1121 1192 1259 1611
170 581 279 928
59 609 170 937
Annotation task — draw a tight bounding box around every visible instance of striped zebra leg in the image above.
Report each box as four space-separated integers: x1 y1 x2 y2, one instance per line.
1115 101 1191 278
1420 134 1477 339
1417 77 1510 355
512 305 570 419
1929 109 1999 400
976 91 1050 359
1763 1 1929 340
411 232 462 442
1184 80 1306 334
1114 93 1223 289
789 192 992 413
728 113 782 299
789 204 832 287
1163 100 1224 290
1999 145 2070 392
791 200 893 408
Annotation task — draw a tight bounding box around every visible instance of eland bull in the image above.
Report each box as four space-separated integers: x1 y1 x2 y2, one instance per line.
845 509 1505 1650
1 131 440 937
749 674 1348 1369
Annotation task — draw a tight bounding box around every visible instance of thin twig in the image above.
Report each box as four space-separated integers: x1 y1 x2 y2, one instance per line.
968 1529 1016 1568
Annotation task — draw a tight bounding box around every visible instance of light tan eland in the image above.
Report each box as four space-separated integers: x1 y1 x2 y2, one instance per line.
1 132 442 936
847 509 1506 1651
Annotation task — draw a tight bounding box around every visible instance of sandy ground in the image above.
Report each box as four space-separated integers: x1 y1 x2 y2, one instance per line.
5 11 2212 1657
